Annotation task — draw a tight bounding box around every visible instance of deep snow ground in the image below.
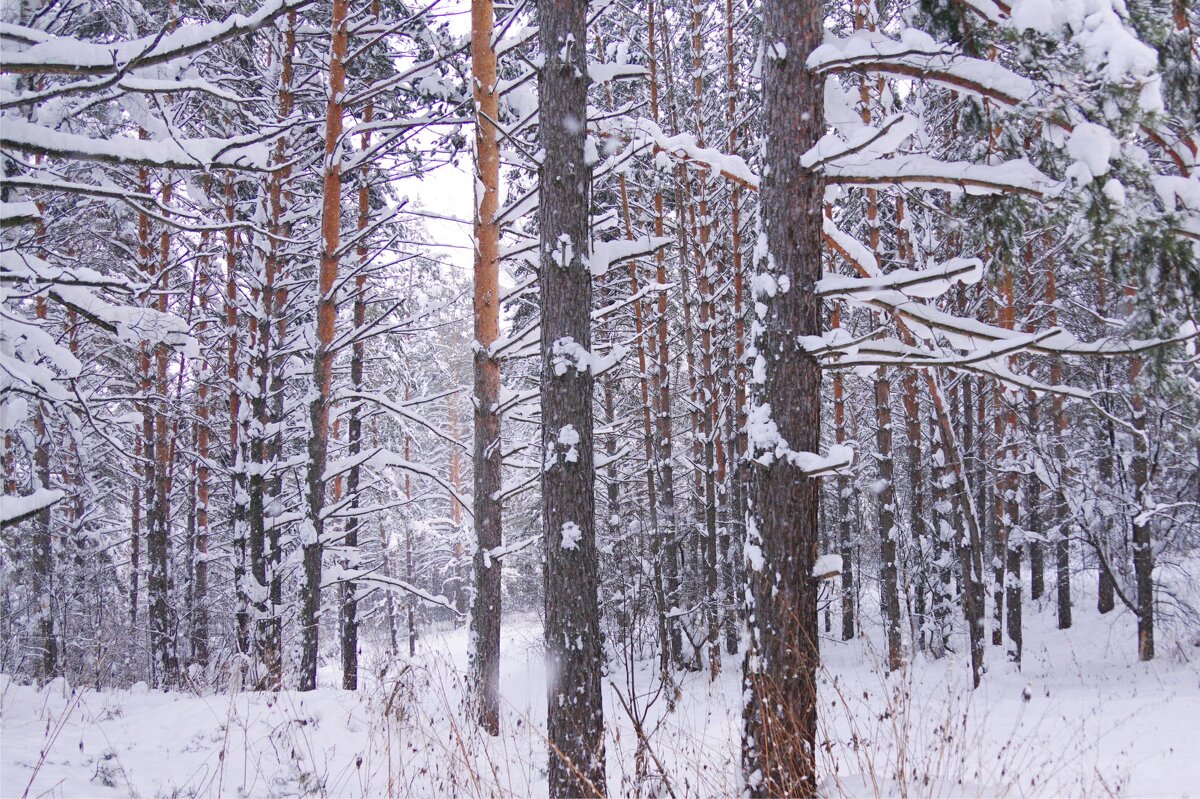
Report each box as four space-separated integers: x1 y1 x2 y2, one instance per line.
3 591 1198 798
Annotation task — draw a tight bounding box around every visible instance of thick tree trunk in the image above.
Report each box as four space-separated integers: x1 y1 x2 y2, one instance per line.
469 0 503 734
537 0 606 792
300 0 348 691
741 0 824 792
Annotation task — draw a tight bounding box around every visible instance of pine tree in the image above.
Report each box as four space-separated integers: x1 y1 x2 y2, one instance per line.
741 0 826 792
538 0 606 791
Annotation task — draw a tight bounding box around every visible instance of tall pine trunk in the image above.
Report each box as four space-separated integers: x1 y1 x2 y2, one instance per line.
300 0 348 691
1001 269 1022 665
33 296 58 684
741 0 824 791
224 174 250 660
538 0 606 792
876 368 904 671
1048 260 1072 629
339 74 373 691
647 2 683 668
147 175 178 687
468 0 504 734
833 314 855 641
193 232 211 669
1128 286 1153 661
1095 275 1116 614
722 0 746 657
685 0 722 677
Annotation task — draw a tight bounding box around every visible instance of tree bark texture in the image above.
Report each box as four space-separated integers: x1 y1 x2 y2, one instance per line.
300 0 348 692
469 0 503 736
741 0 824 792
538 0 606 793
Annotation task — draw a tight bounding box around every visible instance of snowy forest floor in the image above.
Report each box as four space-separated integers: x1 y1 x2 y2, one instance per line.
4 587 1198 798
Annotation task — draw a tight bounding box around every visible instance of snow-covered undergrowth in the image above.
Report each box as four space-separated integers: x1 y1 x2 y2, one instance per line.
4 594 1197 798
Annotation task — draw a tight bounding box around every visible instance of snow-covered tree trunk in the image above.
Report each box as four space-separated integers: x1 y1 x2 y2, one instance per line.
1024 259 1045 605
538 0 606 790
300 0 349 692
1095 274 1117 616
929 371 986 688
259 10 296 691
32 298 57 684
902 364 929 653
928 389 951 658
646 1 683 669
339 44 373 691
991 375 1006 646
721 0 749 659
613 121 669 677
684 1 722 679
1000 270 1022 665
193 230 212 669
832 307 855 642
148 174 178 687
133 160 153 632
404 386 418 658
248 169 275 688
1048 260 1072 630
741 0 825 791
225 173 251 661
875 367 904 671
1129 339 1154 661
468 0 503 735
